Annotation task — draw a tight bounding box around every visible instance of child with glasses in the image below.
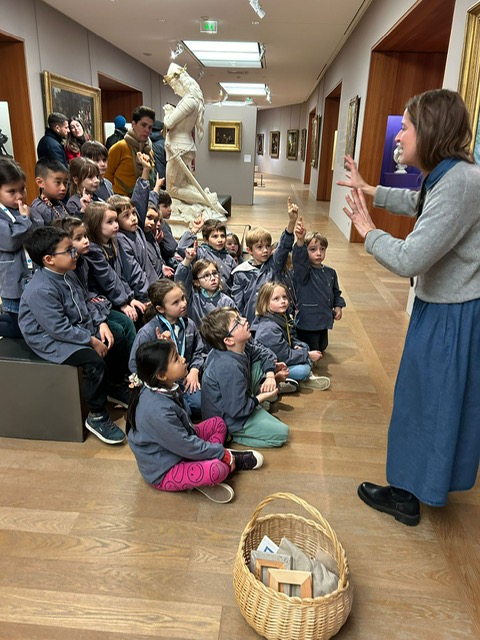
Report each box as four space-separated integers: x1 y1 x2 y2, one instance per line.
18 227 131 445
177 218 236 293
200 307 289 448
174 245 236 327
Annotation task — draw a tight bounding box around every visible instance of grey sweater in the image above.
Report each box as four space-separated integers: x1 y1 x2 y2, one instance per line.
367 161 480 303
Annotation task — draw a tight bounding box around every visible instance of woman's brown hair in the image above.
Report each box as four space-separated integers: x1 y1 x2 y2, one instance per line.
406 89 473 172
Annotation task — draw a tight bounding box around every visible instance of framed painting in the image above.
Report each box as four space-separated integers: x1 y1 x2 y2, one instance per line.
42 71 102 140
256 133 264 155
209 120 241 151
310 115 321 168
300 128 307 161
270 130 280 158
345 95 360 158
287 129 299 160
458 1 480 164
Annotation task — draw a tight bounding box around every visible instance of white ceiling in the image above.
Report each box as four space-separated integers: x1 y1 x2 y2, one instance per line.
43 0 373 108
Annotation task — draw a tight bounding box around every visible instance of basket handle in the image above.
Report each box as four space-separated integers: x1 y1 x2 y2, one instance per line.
244 492 338 548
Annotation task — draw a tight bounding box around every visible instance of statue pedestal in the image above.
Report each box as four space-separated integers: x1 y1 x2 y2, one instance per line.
168 197 228 238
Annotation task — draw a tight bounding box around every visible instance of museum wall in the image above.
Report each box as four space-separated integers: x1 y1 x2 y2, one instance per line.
196 104 258 206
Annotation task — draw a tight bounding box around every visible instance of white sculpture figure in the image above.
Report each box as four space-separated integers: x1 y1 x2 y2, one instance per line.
163 64 226 232
393 142 407 173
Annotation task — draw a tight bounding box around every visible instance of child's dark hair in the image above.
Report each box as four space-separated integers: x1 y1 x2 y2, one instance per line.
35 158 68 179
145 279 186 322
200 307 238 351
0 157 26 187
192 259 222 291
202 219 226 240
69 157 100 196
126 340 176 434
24 226 69 267
157 190 172 207
226 232 242 259
81 140 108 161
53 215 84 236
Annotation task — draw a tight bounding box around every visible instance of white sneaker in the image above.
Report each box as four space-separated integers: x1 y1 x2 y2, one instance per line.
195 482 234 503
300 375 331 391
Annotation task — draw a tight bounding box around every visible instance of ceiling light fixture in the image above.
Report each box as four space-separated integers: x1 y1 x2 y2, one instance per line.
170 42 184 59
219 82 268 97
183 41 264 68
249 0 266 19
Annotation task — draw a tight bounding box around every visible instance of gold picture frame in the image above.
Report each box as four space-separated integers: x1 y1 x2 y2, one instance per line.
345 95 360 158
458 1 480 164
42 71 102 141
287 129 299 160
270 131 280 158
300 128 307 161
209 120 241 152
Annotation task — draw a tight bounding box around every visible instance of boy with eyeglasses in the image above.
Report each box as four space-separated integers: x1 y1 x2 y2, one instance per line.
18 226 131 445
199 307 289 448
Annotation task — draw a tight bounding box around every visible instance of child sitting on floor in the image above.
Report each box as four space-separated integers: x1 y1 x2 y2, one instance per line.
127 340 263 503
129 279 205 418
18 227 130 444
253 282 330 390
200 307 289 448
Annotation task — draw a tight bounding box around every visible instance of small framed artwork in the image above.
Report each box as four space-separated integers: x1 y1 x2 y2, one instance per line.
42 71 102 140
267 569 313 599
209 120 242 152
300 128 307 161
249 551 292 587
345 95 360 158
256 133 264 155
310 115 322 168
287 129 299 160
270 130 280 158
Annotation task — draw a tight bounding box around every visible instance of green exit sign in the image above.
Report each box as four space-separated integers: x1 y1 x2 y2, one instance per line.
200 20 218 33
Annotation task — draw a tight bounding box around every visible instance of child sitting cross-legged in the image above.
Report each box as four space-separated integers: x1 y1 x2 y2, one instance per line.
200 307 289 448
129 279 205 418
253 282 330 391
18 227 131 444
174 245 236 327
127 340 264 504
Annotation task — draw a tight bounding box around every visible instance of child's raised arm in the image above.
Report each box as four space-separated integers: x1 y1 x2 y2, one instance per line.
294 217 306 246
286 196 299 234
137 152 152 181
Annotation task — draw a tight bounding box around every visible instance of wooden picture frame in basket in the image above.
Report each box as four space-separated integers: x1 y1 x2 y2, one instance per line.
268 569 313 599
250 551 292 588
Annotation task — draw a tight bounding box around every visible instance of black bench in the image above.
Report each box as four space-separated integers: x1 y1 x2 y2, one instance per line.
218 194 232 217
0 338 85 442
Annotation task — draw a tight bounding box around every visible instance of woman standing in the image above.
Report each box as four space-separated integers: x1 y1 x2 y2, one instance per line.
339 89 480 526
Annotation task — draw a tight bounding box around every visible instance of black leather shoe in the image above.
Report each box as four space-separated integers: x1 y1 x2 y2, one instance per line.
357 482 420 526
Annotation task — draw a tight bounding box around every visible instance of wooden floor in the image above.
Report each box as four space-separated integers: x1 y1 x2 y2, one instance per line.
1 174 479 639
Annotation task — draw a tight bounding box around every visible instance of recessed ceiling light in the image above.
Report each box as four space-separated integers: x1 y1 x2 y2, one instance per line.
157 18 166 22
183 41 264 68
219 82 267 96
252 21 260 25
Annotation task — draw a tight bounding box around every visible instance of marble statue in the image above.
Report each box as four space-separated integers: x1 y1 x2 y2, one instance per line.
163 63 226 233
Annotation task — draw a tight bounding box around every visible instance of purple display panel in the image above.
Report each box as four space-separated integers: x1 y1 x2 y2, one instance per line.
379 115 422 190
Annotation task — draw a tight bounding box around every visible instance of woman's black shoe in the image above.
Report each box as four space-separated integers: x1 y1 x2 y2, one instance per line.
357 482 420 526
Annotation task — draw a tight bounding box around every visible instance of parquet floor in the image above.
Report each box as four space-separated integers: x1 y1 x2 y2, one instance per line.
0 175 478 639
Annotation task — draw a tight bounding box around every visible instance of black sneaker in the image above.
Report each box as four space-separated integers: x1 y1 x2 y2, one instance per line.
85 412 126 444
107 384 131 409
229 449 264 470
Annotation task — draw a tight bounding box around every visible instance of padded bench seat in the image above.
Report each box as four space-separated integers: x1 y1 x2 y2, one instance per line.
218 194 232 217
0 338 85 442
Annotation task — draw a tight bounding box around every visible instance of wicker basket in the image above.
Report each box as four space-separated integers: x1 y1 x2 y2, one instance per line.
233 492 353 640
